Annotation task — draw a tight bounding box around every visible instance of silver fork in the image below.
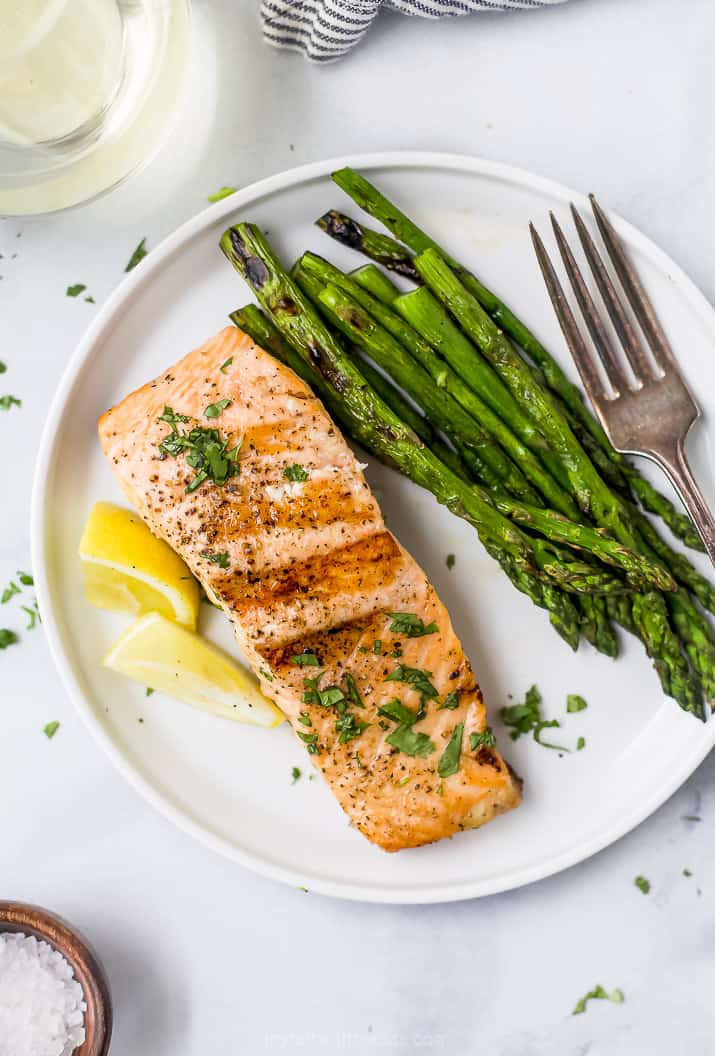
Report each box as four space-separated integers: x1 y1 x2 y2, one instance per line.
530 198 715 567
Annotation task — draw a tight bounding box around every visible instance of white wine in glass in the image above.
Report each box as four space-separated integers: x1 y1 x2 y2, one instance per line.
0 0 191 215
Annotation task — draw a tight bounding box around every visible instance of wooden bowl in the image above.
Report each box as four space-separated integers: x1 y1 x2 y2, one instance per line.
0 901 112 1056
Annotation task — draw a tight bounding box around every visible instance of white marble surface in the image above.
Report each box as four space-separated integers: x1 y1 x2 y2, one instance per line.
3 0 715 1052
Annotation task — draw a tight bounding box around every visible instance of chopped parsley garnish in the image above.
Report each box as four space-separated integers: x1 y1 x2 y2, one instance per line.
220 357 233 373
157 406 242 493
1 581 19 604
385 665 439 708
572 985 624 1015
373 639 382 654
204 398 232 419
397 775 410 787
500 685 567 751
567 694 588 713
283 464 309 482
85 296 95 303
66 283 86 297
317 687 345 708
146 687 155 697
634 875 650 894
298 712 312 727
335 712 369 744
377 699 418 726
201 550 229 569
259 667 274 682
386 725 435 759
344 672 363 708
43 721 60 739
438 723 464 778
440 690 460 711
0 629 18 649
387 612 438 638
17 571 33 586
446 554 455 570
301 672 344 709
577 736 586 751
0 395 21 411
22 600 40 630
291 766 301 784
291 651 320 667
208 186 238 202
125 238 148 272
683 868 692 877
469 728 495 750
0 362 5 374
298 731 319 754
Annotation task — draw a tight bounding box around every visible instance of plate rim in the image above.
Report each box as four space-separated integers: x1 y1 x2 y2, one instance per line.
30 150 715 904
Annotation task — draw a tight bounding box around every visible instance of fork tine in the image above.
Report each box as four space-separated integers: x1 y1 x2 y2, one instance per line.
570 204 655 386
529 222 606 407
550 212 629 398
589 195 674 375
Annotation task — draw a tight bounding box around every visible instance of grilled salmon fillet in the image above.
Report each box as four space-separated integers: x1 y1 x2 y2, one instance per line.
99 326 521 851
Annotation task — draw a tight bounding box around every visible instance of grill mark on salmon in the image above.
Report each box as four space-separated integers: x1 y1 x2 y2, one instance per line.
99 326 521 851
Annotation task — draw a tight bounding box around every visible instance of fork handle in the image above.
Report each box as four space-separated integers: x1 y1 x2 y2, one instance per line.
652 440 715 567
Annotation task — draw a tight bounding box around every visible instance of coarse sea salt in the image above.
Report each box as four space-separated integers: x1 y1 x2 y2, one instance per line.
0 932 86 1056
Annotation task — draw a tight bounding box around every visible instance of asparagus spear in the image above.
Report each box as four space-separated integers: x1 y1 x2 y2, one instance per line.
309 284 672 592
293 263 542 504
317 211 419 280
329 168 703 552
351 263 400 304
579 595 619 658
393 286 573 495
232 305 579 645
297 255 577 515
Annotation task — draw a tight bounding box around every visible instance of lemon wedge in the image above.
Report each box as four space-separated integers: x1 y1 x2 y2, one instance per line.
79 502 199 629
103 611 284 728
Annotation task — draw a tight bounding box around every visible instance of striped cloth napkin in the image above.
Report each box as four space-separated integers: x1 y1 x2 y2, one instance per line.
261 0 567 61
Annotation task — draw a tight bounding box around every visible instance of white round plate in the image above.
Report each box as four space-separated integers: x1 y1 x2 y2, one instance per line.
31 153 715 903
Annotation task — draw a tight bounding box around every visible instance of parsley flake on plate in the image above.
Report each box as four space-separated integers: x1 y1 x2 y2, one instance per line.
201 550 229 569
43 721 60 739
17 571 33 586
500 685 568 751
1 581 19 604
22 600 40 630
446 554 455 570
0 362 5 374
291 766 301 784
125 238 148 272
437 722 464 778
204 398 232 419
66 283 86 297
387 612 438 638
0 395 21 411
567 694 588 713
576 736 586 751
572 985 624 1015
634 875 650 894
0 629 18 649
283 464 309 482
297 731 319 754
146 687 155 697
208 186 237 202
220 357 233 374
